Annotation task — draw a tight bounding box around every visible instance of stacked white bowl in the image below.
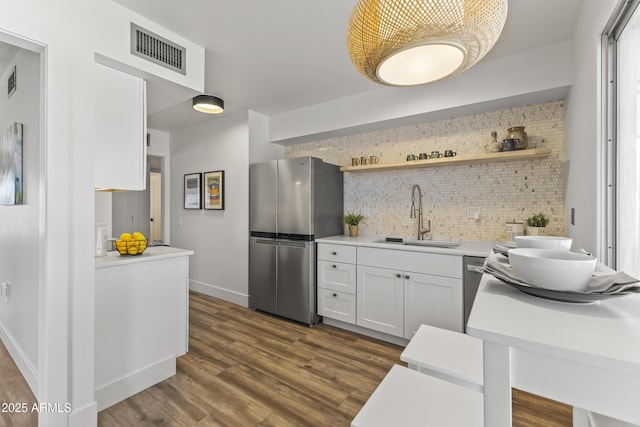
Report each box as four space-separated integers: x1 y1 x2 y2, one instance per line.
514 236 572 251
509 236 597 292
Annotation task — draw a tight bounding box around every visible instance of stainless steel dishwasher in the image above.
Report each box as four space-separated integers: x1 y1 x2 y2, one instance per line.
463 256 486 332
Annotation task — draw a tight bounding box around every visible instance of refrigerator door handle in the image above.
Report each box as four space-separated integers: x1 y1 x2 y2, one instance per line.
278 240 310 248
254 239 278 245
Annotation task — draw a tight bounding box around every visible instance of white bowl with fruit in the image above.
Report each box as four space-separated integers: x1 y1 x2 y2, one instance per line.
114 232 148 255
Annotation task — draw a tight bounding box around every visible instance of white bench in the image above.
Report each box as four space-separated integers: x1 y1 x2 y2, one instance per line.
351 364 483 427
401 324 484 392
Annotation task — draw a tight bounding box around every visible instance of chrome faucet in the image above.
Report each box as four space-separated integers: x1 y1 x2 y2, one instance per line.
410 184 431 240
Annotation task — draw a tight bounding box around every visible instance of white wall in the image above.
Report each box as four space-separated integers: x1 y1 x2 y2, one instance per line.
0 1 206 426
170 112 250 305
0 48 41 392
249 110 283 163
270 41 573 145
565 0 620 256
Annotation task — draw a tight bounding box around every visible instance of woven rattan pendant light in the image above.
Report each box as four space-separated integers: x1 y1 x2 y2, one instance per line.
347 0 508 86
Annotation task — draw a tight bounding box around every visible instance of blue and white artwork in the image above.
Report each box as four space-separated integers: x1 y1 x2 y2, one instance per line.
0 122 23 205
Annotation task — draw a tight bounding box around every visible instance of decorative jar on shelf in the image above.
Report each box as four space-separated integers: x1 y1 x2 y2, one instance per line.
506 126 528 150
485 131 501 153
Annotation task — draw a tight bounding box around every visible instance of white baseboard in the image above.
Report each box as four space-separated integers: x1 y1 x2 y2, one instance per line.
322 318 409 346
589 411 640 427
189 279 249 307
95 356 176 411
68 400 97 427
0 320 38 397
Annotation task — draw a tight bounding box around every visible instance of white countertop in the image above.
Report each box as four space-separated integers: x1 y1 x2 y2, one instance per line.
316 235 495 257
467 254 640 376
95 246 194 269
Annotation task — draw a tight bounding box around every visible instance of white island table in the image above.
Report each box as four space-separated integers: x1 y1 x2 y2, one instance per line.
94 246 194 411
467 261 640 426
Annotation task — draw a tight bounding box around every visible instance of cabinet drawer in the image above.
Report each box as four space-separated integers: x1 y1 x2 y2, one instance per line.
318 288 356 324
358 247 462 278
318 260 356 294
317 243 357 264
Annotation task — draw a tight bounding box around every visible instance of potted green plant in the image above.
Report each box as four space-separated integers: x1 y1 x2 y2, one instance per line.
526 213 549 236
343 213 366 237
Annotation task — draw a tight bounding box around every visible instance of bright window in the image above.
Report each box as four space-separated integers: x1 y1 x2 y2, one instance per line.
606 0 640 277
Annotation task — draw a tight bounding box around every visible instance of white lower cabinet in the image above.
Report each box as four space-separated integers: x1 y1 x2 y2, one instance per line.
318 242 464 339
318 288 356 324
357 265 404 336
317 244 357 324
404 273 462 338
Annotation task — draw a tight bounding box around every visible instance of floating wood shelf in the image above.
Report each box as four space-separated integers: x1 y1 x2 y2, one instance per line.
340 148 553 173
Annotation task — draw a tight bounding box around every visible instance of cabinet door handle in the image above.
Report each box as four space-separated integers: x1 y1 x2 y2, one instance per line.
332 265 337 268
332 251 337 255
396 273 402 278
405 275 410 280
332 293 337 297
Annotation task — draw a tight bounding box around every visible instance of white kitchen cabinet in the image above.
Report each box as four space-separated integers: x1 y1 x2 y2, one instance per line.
404 272 463 338
317 241 465 340
357 265 404 336
317 243 357 264
318 288 356 324
317 243 357 324
358 246 463 337
94 62 147 191
94 247 192 410
317 260 356 293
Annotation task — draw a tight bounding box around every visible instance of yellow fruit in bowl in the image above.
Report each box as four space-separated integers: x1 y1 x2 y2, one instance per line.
133 231 146 241
120 232 133 241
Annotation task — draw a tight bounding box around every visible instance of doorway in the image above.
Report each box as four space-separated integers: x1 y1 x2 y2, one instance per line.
149 155 163 244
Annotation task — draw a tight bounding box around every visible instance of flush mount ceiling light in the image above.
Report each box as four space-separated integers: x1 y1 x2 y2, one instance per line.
346 0 508 86
192 95 224 114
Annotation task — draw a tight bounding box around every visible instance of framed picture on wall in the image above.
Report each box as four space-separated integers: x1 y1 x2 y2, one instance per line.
0 122 23 205
183 173 202 209
204 170 224 210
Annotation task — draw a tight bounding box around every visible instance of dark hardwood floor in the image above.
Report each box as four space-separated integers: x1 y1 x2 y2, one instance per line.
0 291 572 426
0 338 37 427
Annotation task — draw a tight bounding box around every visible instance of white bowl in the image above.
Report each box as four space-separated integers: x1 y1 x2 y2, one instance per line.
508 248 597 292
515 236 572 251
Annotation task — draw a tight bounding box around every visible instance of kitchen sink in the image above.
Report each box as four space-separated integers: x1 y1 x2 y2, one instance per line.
372 238 462 249
403 240 461 248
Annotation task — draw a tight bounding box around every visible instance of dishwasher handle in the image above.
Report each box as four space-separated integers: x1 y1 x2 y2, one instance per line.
466 265 485 274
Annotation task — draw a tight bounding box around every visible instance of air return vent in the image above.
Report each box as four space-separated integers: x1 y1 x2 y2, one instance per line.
130 23 186 75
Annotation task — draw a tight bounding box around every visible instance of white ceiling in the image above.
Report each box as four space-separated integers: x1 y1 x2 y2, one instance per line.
116 0 585 132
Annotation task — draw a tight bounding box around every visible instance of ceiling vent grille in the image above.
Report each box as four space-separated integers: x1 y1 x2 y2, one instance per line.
130 23 186 75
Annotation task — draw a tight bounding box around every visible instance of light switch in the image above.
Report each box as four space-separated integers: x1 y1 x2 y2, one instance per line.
1 282 9 302
467 206 481 220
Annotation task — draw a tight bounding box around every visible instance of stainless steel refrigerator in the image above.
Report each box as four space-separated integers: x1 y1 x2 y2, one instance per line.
249 157 343 325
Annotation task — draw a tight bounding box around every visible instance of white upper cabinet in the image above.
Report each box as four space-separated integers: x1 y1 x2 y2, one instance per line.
94 62 147 191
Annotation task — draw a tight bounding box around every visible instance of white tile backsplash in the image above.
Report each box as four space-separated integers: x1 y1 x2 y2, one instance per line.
285 100 566 242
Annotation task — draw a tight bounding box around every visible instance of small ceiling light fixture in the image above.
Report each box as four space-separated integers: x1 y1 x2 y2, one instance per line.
347 0 508 86
192 95 224 114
